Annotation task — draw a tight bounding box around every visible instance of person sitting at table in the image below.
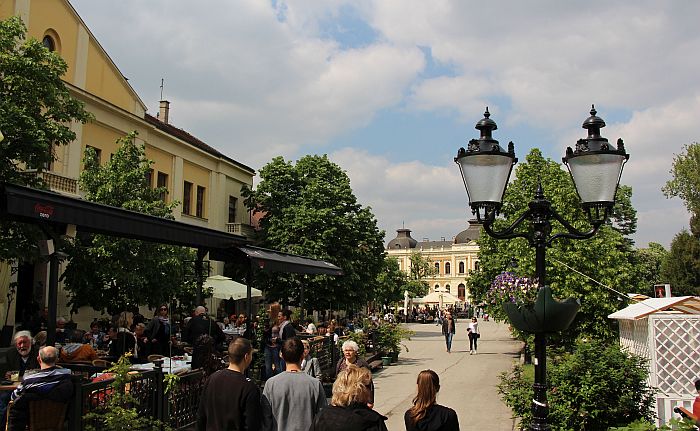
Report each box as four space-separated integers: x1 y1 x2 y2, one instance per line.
60 331 97 363
2 331 39 380
83 321 107 350
191 334 223 376
106 325 136 359
8 346 73 431
184 306 225 347
133 323 149 362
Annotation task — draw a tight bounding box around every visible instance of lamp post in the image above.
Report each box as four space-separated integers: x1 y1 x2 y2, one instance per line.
454 106 629 430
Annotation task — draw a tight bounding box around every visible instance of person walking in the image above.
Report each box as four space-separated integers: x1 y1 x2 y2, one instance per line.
261 337 327 431
309 365 388 431
196 337 261 431
404 370 459 431
467 317 479 355
441 311 456 353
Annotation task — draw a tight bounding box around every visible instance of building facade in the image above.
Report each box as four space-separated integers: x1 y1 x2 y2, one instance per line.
0 0 255 327
386 221 482 303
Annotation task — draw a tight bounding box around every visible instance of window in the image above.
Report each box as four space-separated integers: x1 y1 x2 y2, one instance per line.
434 284 439 291
228 196 238 223
42 35 55 51
85 145 101 165
196 185 206 218
157 172 168 201
144 169 153 189
458 284 466 300
434 262 440 273
445 262 451 274
459 262 465 274
474 261 480 272
183 181 192 215
445 284 450 293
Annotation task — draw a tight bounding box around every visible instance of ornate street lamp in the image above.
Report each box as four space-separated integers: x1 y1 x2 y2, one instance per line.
455 106 629 430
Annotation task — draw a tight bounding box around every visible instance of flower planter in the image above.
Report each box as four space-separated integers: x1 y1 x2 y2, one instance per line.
390 351 399 363
503 286 580 333
381 356 392 366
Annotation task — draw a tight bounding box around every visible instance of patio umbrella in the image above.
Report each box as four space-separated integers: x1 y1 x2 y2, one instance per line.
204 275 262 300
414 291 463 305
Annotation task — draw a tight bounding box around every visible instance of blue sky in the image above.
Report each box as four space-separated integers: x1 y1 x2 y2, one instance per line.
70 0 698 249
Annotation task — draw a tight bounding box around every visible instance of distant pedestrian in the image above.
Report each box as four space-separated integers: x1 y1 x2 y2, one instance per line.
404 370 459 431
196 336 261 431
261 337 327 431
310 365 387 431
441 311 455 353
467 317 479 355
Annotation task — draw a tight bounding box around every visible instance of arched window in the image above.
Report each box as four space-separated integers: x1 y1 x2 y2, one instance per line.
458 283 466 300
474 261 480 272
434 262 440 273
445 284 450 293
42 35 55 51
459 261 465 274
445 262 451 274
434 284 440 291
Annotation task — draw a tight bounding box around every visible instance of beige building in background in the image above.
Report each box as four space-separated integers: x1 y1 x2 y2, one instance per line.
386 221 482 303
0 0 255 328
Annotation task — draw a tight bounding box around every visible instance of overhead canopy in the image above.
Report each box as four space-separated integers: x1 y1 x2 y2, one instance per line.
414 291 463 305
608 296 700 321
205 275 262 300
211 246 343 275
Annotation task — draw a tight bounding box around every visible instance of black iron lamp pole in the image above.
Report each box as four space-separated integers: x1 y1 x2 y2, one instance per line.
455 106 629 430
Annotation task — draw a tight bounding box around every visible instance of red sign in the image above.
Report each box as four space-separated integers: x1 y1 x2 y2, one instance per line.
34 203 54 219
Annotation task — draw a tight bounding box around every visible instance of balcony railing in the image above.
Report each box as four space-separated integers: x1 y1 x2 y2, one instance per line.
226 222 255 238
22 170 78 195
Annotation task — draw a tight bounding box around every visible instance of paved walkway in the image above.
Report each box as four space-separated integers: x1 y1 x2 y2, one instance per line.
371 319 522 430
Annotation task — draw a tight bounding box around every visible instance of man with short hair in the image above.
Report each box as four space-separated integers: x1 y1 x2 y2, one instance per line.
8 346 73 430
185 306 225 346
261 337 327 431
196 337 261 431
276 310 295 371
2 331 39 379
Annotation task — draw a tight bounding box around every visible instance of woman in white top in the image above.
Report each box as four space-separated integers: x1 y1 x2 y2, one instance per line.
467 317 479 355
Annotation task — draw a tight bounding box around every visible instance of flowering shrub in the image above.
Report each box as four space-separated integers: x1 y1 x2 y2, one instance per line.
486 272 539 306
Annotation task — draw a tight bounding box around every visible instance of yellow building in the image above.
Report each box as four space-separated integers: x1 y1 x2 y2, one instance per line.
386 221 482 303
0 0 255 327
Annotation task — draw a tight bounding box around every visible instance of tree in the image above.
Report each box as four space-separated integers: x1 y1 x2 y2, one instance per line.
242 155 385 311
61 133 196 314
660 230 700 297
468 149 637 344
0 16 91 261
663 143 700 214
632 242 669 295
405 251 434 298
372 257 409 306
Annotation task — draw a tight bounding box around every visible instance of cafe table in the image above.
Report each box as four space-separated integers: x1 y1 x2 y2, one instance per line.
130 357 191 375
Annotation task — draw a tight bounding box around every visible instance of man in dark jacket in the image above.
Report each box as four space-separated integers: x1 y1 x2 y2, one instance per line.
2 331 39 379
184 306 225 346
8 346 73 430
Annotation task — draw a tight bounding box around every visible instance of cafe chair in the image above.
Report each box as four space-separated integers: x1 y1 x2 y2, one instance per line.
92 359 112 368
5 399 68 431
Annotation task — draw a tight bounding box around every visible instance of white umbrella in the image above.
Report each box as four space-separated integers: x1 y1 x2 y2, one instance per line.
204 275 262 300
414 291 463 305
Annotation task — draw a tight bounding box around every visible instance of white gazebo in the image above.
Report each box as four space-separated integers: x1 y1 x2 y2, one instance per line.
608 296 700 426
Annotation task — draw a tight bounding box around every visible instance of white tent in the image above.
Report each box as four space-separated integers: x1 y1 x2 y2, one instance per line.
204 275 262 300
413 291 463 305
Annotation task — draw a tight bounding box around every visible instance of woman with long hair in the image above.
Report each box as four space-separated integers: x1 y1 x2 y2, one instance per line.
404 370 459 431
309 365 388 431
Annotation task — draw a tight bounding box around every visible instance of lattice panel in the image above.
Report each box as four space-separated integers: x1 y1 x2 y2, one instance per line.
652 316 700 396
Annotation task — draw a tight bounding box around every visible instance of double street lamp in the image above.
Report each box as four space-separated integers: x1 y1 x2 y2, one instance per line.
455 106 629 430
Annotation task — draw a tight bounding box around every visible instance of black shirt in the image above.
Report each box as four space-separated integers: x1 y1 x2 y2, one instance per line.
404 404 460 431
196 368 262 431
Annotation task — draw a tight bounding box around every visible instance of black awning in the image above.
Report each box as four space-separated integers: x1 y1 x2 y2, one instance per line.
238 246 343 275
1 183 247 249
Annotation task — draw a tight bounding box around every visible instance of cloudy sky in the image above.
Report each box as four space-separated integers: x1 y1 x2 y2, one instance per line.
70 0 697 249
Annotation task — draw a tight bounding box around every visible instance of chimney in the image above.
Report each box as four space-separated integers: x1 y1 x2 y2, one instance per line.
159 100 170 124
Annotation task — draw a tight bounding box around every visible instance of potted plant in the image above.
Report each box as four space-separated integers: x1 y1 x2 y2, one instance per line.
375 322 414 359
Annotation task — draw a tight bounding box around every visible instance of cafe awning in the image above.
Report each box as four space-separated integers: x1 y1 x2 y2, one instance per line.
204 275 262 300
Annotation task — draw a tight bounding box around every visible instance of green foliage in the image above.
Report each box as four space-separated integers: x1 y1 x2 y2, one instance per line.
84 354 171 431
468 149 637 345
499 340 655 431
663 143 700 214
631 243 669 295
373 257 410 305
242 155 385 310
403 252 436 298
610 418 698 431
660 230 700 297
0 16 91 262
62 132 197 314
374 322 414 353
